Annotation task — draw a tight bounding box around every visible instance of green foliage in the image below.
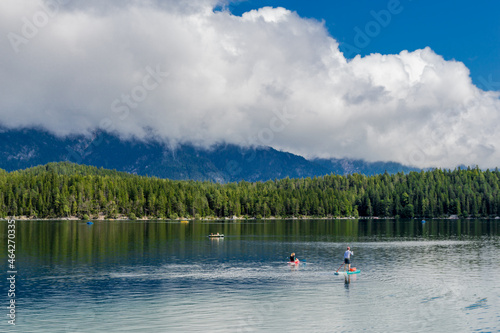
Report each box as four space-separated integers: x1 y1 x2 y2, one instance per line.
1 163 499 219
401 204 414 218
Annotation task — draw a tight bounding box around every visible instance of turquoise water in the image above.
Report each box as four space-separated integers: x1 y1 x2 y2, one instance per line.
1 219 499 332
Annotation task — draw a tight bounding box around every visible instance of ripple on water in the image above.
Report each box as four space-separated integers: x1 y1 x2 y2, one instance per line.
13 222 500 333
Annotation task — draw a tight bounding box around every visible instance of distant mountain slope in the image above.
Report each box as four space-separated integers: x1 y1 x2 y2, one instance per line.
312 158 420 176
0 128 419 181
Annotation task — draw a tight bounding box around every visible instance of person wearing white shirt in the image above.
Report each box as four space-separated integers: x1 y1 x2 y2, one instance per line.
344 247 354 271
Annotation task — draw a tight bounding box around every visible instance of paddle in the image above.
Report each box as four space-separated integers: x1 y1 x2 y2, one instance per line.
335 263 344 272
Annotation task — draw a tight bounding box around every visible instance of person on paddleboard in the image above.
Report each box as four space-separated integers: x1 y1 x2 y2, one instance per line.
344 247 353 271
290 252 296 262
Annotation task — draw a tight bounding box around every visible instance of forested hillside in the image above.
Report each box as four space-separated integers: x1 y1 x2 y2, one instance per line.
1 162 499 219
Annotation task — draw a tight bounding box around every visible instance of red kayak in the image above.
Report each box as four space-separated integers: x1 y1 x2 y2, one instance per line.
288 259 300 265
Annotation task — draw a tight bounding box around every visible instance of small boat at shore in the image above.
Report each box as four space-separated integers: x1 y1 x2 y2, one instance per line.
208 233 224 238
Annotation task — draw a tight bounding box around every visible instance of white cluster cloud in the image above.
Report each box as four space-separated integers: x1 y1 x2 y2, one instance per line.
1 0 499 168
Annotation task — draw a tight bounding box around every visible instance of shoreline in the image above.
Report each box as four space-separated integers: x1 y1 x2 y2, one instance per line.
2 215 499 221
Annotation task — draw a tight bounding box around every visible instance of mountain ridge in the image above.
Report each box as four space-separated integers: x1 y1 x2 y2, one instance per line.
0 128 420 182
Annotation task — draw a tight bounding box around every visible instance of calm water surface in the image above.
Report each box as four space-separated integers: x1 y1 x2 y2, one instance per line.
1 219 499 332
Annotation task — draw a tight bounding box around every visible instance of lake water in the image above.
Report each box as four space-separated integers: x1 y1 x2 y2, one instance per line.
2 218 499 332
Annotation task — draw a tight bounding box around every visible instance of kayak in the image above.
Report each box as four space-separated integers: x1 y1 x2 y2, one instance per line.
334 269 360 275
288 259 300 265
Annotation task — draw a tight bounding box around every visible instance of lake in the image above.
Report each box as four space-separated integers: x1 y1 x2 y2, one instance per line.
2 218 499 332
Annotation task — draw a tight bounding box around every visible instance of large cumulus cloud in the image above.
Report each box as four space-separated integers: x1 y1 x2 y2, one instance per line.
1 0 499 168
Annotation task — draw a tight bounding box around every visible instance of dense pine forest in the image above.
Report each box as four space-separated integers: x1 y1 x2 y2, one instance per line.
1 162 499 219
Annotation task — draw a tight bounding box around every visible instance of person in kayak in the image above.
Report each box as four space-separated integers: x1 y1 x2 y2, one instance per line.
290 252 296 262
344 247 354 271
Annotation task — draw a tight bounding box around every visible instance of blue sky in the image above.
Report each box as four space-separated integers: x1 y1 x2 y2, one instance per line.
227 0 500 91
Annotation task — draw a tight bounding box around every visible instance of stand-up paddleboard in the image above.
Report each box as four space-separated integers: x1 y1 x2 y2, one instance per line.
334 269 360 275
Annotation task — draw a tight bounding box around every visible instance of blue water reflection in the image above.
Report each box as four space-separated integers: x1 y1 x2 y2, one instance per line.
1 219 499 332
